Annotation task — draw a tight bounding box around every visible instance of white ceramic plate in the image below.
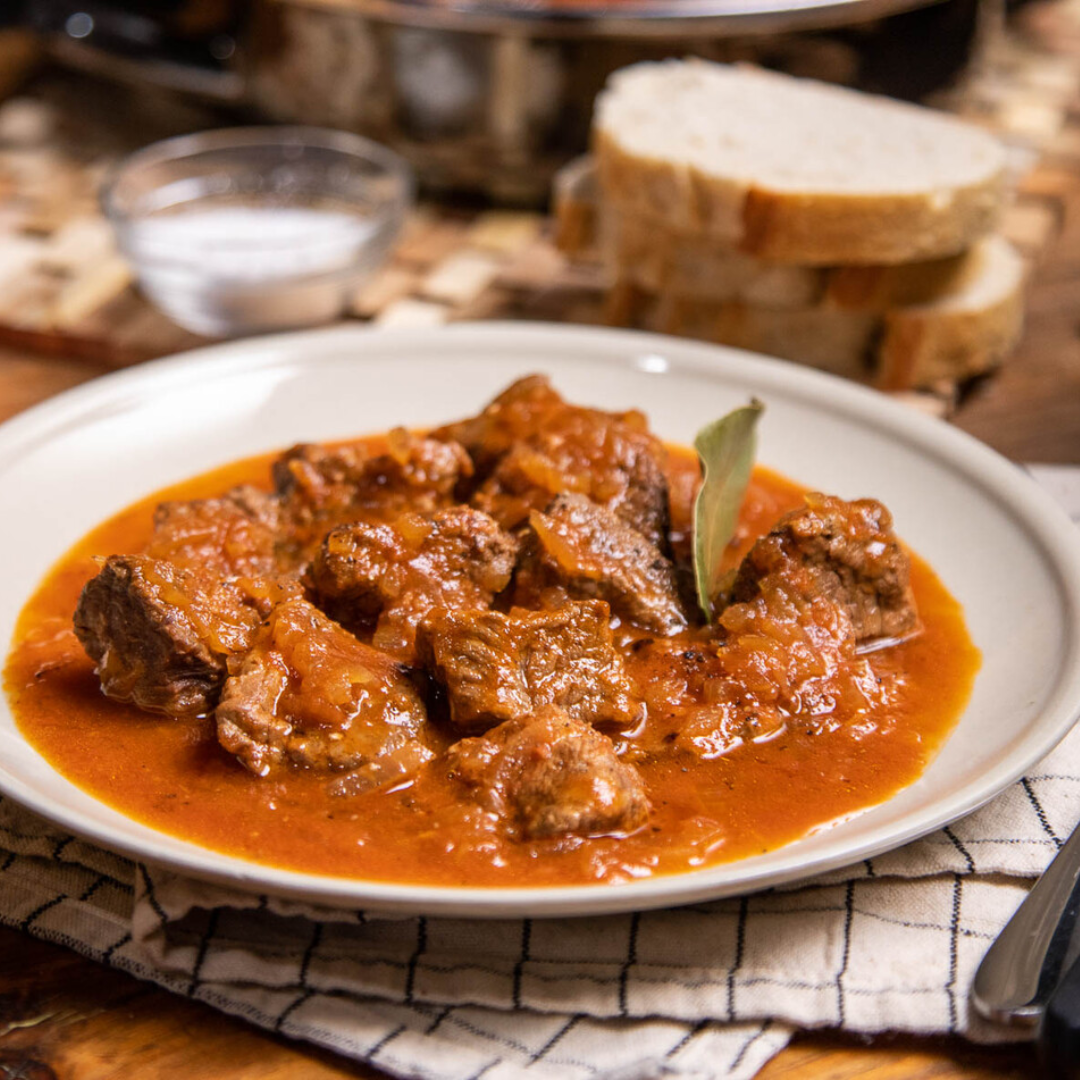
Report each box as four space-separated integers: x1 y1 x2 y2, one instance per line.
2 323 1080 917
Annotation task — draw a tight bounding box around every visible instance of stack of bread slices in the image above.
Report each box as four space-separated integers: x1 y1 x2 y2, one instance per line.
556 60 1024 393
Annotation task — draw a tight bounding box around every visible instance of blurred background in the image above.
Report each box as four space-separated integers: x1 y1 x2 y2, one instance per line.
0 0 1076 456
0 0 1042 201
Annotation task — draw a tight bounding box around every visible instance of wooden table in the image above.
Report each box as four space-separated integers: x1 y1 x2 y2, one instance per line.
2 9 1080 1077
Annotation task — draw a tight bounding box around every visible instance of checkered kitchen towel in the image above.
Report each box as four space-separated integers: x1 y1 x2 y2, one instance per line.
1 463 1078 1080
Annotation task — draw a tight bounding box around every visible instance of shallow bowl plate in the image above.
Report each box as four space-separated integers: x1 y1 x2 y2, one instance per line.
2 323 1079 917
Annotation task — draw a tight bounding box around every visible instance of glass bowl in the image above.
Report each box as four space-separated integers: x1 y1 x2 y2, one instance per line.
102 127 414 337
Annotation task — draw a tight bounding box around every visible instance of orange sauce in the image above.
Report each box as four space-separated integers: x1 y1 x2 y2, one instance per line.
3 445 980 887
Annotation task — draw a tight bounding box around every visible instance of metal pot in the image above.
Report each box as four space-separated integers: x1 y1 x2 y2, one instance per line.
22 0 984 202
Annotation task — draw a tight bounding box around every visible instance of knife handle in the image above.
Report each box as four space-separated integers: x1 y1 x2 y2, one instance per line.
1041 953 1080 1076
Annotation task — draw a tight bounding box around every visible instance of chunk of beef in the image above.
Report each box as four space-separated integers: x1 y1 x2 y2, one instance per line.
308 507 518 663
432 375 563 475
650 562 895 762
274 428 472 516
273 428 473 562
147 486 282 577
73 556 295 718
662 497 917 758
416 600 638 733
729 494 918 643
434 375 671 548
216 598 433 780
514 494 686 635
474 430 670 550
444 706 650 840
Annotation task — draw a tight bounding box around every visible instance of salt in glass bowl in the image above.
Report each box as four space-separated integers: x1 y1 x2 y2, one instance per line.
102 127 414 337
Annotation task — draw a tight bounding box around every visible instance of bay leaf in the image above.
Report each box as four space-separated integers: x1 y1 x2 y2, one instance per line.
692 400 764 621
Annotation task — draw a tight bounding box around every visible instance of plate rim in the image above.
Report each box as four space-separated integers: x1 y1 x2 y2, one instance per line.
2 320 1079 918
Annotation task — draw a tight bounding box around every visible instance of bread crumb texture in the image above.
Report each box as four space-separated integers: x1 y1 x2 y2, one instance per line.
595 60 1008 264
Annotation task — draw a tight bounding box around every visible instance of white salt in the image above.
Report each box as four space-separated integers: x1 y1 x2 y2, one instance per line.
122 205 385 335
129 206 378 281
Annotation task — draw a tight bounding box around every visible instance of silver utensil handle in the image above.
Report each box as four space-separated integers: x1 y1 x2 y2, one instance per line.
973 822 1080 1026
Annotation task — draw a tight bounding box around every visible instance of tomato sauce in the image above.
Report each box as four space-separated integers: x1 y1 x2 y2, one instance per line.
3 444 979 887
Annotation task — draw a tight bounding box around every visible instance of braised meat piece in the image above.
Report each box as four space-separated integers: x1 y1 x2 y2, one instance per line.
646 561 895 763
657 495 915 759
147 486 282 577
274 427 471 515
216 598 434 781
273 428 473 561
729 494 918 643
472 431 670 549
432 375 564 475
515 494 686 635
308 507 518 663
73 555 295 718
444 706 650 840
434 375 671 548
416 600 638 733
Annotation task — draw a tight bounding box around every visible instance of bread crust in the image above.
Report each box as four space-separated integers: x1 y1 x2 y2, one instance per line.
610 237 1025 391
555 156 1001 314
591 194 984 310
618 286 875 382
596 130 1007 266
878 278 1025 390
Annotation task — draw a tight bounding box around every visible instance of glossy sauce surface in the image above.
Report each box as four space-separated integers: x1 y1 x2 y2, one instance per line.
4 443 979 887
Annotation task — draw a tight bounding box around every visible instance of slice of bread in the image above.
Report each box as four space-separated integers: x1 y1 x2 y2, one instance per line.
877 235 1026 389
603 205 827 308
613 236 1024 391
594 61 1007 265
553 157 823 304
556 156 1004 312
604 200 992 311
